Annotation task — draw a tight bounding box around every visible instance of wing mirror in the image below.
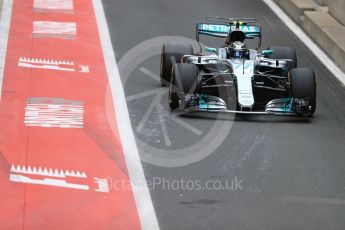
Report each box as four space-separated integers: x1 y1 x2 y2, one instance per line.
205 47 217 53
261 50 274 56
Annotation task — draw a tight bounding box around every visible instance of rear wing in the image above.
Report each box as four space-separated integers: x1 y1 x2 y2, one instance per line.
196 17 262 49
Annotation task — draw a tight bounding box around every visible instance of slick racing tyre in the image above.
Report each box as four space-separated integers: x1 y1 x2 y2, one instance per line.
160 42 194 86
289 68 316 116
169 63 199 110
266 46 297 68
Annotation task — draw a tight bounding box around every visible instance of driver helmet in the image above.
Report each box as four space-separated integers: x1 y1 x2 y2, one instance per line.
228 41 249 59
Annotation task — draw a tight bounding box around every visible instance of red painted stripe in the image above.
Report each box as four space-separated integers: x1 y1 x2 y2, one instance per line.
0 1 141 229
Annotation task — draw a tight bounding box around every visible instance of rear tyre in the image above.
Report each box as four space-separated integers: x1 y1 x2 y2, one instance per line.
289 68 316 115
160 42 194 87
266 46 297 68
169 63 199 110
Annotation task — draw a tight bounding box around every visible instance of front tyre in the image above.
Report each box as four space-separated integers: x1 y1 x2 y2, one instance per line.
169 92 180 110
289 68 316 116
160 42 194 87
169 63 199 110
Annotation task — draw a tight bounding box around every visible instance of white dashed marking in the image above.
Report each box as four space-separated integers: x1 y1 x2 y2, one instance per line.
17 57 89 73
10 164 89 191
33 0 74 13
10 164 87 178
33 21 77 39
24 98 84 128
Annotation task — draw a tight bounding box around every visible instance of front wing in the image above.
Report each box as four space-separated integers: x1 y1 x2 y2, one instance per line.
177 94 313 116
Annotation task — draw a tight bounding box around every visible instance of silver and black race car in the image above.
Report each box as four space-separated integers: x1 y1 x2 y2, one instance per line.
160 17 316 116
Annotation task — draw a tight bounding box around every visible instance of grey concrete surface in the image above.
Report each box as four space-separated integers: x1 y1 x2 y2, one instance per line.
314 0 329 6
304 11 345 74
329 0 345 26
102 0 345 229
303 11 342 48
275 0 316 25
276 0 345 74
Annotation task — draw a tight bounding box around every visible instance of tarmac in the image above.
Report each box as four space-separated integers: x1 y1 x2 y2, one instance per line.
103 0 345 228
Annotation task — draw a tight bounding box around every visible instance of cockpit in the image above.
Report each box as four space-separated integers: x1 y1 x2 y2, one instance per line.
224 30 255 60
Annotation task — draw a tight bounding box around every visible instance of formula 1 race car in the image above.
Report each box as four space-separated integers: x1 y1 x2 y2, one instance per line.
160 17 316 116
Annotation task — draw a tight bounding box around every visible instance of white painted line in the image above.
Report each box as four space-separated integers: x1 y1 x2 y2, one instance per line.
32 21 77 39
33 0 74 13
10 164 87 178
263 0 345 86
0 0 13 101
24 98 84 128
92 0 159 229
18 57 77 72
19 57 74 65
10 174 90 190
18 57 90 73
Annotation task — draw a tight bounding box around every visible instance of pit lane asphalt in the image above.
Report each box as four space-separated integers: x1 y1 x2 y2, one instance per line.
102 0 345 229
